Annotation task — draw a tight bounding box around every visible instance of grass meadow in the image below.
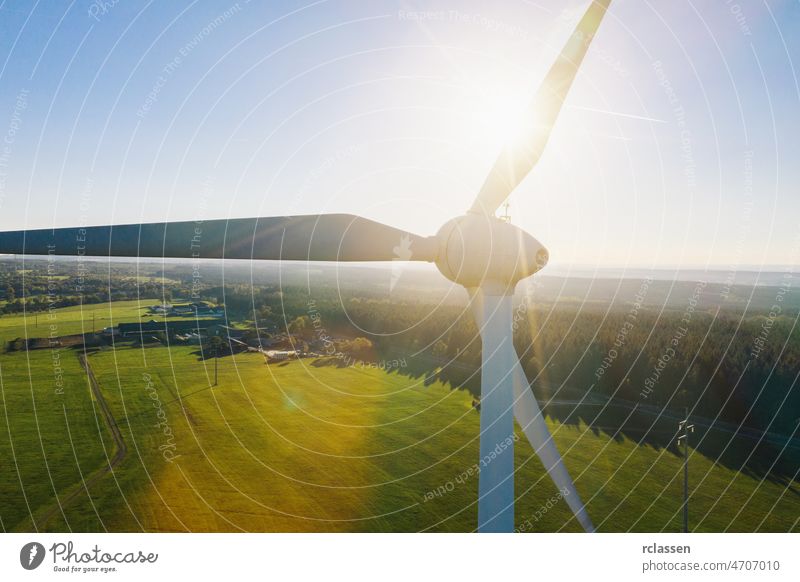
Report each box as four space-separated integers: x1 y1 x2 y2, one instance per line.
0 302 798 532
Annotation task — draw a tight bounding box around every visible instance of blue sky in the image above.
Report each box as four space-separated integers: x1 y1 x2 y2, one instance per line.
0 0 798 269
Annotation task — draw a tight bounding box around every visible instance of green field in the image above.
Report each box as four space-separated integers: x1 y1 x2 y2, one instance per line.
1 302 799 532
0 299 160 340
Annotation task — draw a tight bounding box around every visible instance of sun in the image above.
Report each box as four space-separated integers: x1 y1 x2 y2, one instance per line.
454 79 565 171
467 89 539 150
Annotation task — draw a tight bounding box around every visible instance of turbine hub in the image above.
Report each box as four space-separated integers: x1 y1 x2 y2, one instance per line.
433 213 548 294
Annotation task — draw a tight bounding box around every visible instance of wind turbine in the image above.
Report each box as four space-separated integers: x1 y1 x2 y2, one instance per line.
0 0 611 533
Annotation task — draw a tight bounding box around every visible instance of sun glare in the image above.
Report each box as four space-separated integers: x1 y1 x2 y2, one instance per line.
467 91 539 150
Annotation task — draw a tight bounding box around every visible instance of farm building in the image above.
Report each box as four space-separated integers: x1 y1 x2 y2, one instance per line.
215 325 246 340
117 319 221 338
264 350 298 362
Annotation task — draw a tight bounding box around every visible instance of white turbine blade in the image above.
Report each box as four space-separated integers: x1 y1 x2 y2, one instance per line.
511 353 595 532
470 289 594 532
469 0 612 215
0 214 437 263
474 290 516 532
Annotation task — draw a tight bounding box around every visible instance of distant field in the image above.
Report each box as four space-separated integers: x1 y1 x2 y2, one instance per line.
0 299 160 340
1 301 799 532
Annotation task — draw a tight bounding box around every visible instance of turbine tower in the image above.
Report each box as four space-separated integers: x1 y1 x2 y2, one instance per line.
0 0 612 533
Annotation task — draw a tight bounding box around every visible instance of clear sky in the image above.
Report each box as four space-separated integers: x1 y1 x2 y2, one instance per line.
0 0 798 270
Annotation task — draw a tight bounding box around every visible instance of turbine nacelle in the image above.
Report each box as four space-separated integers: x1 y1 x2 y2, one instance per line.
433 213 548 295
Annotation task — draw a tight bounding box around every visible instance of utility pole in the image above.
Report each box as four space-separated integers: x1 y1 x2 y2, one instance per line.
677 408 695 533
214 346 219 386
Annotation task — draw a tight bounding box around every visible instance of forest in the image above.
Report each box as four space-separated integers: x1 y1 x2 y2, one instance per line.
2 257 798 438
191 268 800 440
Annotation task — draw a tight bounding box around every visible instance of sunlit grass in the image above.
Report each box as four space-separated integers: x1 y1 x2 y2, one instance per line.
1 301 798 532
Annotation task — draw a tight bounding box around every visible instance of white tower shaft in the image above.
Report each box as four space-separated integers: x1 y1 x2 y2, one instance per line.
477 293 516 532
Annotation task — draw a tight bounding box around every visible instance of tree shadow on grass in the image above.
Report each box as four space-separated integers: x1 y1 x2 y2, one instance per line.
346 352 800 494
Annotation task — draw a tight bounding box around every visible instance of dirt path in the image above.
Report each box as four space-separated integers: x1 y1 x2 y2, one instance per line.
33 352 127 531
